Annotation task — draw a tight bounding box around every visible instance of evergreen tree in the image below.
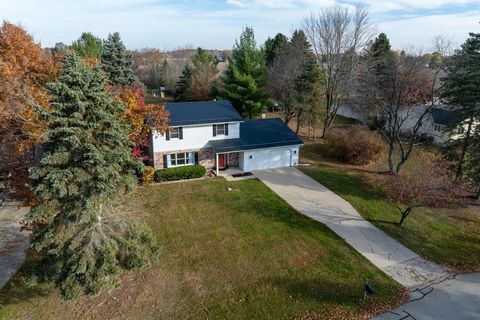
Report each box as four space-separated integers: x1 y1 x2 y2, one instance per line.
264 33 288 67
71 32 102 59
221 27 268 118
27 52 158 299
366 33 394 71
101 32 137 86
175 64 193 101
442 33 480 182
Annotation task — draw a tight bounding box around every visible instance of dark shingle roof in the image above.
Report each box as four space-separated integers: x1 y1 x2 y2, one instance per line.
165 100 243 126
210 118 303 153
431 108 466 126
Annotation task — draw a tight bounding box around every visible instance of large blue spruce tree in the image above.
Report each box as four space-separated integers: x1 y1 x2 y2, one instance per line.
28 52 158 299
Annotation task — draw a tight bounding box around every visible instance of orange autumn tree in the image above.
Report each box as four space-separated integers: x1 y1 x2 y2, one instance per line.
116 85 169 161
0 21 57 201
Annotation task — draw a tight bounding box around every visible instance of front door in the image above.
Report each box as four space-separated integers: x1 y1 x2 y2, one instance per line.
216 154 227 168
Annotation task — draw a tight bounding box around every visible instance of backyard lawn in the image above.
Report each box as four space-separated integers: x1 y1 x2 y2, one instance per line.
300 143 480 272
0 178 405 320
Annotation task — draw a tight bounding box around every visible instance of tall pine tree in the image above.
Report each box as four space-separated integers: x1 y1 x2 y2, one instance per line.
175 64 193 101
101 32 137 86
28 52 158 299
221 27 268 118
442 33 480 182
71 32 102 59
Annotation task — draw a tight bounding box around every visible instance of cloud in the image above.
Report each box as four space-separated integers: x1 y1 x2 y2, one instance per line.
378 10 480 50
226 0 335 9
356 0 480 13
0 0 478 50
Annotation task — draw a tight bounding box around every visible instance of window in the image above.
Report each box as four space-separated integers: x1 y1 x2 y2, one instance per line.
213 124 229 136
170 127 180 139
166 127 183 140
169 152 195 167
434 125 442 132
457 126 465 134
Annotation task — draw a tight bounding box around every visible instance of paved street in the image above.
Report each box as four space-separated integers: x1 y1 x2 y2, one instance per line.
0 202 30 289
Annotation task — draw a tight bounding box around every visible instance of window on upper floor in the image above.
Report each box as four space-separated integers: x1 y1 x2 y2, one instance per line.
434 124 442 132
213 123 229 137
166 127 183 140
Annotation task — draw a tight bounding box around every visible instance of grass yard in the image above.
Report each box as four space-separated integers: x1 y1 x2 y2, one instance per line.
0 179 406 320
300 144 480 272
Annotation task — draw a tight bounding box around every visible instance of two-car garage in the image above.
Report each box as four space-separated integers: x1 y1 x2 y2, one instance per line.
209 118 304 174
238 146 300 172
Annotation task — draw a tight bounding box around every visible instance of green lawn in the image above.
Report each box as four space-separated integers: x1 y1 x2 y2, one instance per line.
300 155 480 272
0 179 405 320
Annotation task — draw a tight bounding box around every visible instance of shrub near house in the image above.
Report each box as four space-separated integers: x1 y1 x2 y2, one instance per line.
154 165 206 182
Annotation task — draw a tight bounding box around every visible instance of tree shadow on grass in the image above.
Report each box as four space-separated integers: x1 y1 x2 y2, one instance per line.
265 275 379 306
0 256 51 307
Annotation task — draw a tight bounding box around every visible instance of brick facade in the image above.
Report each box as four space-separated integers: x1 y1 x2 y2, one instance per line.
153 147 215 170
228 152 239 167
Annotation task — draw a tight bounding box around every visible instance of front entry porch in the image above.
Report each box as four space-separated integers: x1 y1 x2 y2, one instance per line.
213 152 241 176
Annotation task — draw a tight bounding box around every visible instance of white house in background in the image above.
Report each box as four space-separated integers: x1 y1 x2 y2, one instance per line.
396 105 479 145
149 100 303 175
338 104 479 145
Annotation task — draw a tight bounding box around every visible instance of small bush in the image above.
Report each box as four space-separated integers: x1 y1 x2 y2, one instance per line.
154 165 206 182
141 166 155 184
322 125 385 165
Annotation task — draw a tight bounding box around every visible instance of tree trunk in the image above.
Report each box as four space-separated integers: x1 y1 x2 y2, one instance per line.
295 110 302 134
387 143 395 175
475 185 480 200
455 116 474 181
398 207 413 226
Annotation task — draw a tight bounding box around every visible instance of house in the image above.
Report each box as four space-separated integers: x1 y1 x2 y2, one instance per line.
149 100 303 175
396 105 479 145
338 104 479 145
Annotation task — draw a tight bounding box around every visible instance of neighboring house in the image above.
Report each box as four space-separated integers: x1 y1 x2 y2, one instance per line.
397 105 479 145
338 104 478 145
149 100 303 175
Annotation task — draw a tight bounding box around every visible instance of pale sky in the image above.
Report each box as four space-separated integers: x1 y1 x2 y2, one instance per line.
1 0 479 51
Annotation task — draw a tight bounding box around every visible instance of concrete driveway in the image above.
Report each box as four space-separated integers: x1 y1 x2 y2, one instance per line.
254 167 480 319
377 273 480 320
0 202 30 289
253 167 450 288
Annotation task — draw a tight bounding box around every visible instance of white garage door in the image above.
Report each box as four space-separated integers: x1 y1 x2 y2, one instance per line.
251 148 292 171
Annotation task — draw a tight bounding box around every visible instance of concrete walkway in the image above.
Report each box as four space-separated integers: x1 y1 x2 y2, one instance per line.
253 167 451 288
0 202 30 289
254 167 480 319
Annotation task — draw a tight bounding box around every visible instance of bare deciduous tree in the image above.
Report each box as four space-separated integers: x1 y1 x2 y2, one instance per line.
303 6 374 137
372 151 454 225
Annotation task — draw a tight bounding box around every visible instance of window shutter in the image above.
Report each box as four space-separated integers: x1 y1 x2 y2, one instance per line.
225 123 229 136
163 155 168 168
194 152 199 164
179 127 183 140
213 124 217 137
165 130 170 141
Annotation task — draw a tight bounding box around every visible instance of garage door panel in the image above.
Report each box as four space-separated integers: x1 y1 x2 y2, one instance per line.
252 148 291 171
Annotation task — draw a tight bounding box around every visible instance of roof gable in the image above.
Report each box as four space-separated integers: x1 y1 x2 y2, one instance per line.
165 100 243 126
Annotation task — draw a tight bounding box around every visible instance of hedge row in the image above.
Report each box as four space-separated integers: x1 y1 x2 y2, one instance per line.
153 165 206 182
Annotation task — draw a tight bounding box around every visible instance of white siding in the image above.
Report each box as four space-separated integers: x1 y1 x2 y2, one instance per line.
240 146 300 172
152 122 241 152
